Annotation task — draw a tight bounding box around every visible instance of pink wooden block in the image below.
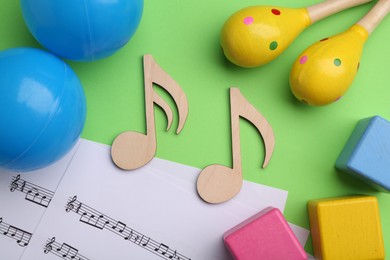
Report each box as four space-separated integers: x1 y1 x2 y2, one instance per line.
223 207 307 260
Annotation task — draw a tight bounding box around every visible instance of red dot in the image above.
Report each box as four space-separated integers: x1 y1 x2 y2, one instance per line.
271 9 281 15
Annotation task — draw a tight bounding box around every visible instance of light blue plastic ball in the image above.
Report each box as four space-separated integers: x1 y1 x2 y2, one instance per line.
0 48 86 171
20 0 144 62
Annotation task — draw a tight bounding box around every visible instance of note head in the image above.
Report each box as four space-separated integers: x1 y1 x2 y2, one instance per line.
111 131 156 170
18 241 28 247
197 164 242 204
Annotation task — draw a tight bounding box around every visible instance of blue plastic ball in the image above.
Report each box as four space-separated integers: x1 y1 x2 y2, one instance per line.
20 0 144 62
0 48 86 171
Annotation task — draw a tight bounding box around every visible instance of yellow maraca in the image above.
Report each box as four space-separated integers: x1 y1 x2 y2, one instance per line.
290 0 390 106
220 0 372 68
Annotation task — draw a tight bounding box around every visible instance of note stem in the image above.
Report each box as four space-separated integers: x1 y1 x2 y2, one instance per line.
144 55 157 145
230 90 242 174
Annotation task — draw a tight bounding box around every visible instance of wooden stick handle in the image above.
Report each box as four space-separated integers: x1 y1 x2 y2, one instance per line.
307 0 373 24
357 0 390 34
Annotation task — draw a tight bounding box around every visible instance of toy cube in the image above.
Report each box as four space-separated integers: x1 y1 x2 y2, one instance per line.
223 207 307 260
336 116 390 192
308 196 385 260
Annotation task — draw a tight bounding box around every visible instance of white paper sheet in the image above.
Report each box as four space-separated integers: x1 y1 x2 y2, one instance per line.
21 139 290 260
0 143 79 259
144 158 309 247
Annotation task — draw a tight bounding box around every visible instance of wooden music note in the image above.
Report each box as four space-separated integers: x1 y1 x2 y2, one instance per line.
197 88 275 204
111 54 189 170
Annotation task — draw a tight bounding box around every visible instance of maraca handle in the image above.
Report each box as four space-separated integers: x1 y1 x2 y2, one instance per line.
357 0 390 34
307 0 373 23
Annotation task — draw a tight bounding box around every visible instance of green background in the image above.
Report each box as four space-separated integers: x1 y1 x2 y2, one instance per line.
1 0 389 255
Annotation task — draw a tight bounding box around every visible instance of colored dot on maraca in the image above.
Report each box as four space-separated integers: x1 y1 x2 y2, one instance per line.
220 6 310 68
220 1 372 68
290 25 367 106
0 48 86 171
20 0 143 62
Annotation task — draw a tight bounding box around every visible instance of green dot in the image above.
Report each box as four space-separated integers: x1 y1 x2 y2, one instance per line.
334 58 342 66
269 41 278 51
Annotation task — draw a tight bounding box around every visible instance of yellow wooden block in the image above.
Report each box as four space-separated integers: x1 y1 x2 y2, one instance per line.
308 196 385 260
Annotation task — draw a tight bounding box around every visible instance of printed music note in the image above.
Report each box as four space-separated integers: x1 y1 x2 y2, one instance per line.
169 250 181 260
56 242 79 258
112 221 126 233
197 87 275 203
25 187 39 201
141 236 150 247
124 229 134 241
25 187 47 207
9 175 53 207
43 237 90 260
65 196 191 260
16 230 32 247
0 219 32 247
80 212 110 230
155 243 170 256
111 54 189 170
3 225 17 237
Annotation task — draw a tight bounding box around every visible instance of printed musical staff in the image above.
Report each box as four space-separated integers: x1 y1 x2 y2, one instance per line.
0 217 32 247
9 175 54 208
65 196 191 260
43 237 90 260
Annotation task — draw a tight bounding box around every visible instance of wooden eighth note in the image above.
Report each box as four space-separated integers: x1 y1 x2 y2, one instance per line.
197 88 275 204
111 54 188 170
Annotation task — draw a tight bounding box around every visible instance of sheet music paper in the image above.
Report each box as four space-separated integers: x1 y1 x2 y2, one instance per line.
143 157 310 246
21 139 290 260
0 143 80 259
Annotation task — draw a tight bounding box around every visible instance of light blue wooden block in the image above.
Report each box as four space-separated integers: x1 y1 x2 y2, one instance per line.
336 116 390 192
